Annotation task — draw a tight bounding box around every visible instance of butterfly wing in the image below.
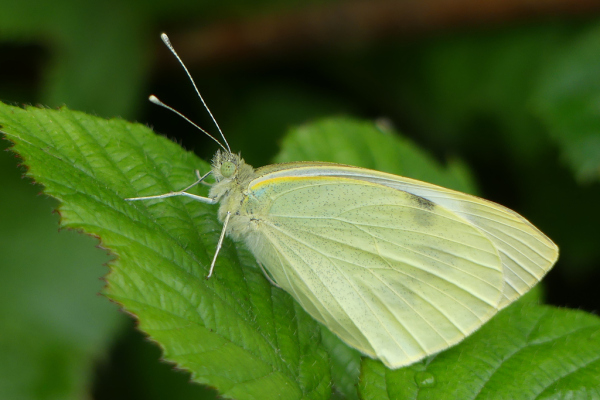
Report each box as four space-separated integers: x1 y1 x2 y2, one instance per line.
370 175 558 308
242 174 505 368
252 164 559 309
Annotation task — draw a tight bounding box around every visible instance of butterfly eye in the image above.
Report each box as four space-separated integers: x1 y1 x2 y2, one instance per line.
220 161 236 178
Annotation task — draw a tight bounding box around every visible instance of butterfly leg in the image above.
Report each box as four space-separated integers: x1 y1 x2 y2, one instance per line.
125 170 216 204
257 260 281 288
196 170 213 187
207 211 231 278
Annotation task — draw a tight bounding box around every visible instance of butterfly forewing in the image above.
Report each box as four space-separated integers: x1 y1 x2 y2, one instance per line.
350 174 558 308
251 164 559 309
242 174 504 369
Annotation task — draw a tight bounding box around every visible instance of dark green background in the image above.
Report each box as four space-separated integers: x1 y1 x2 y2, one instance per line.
1 1 600 398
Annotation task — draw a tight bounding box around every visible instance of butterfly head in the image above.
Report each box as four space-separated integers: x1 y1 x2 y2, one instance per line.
211 150 254 183
209 150 257 208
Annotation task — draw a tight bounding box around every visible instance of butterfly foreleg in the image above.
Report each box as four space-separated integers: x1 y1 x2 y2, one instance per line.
196 169 213 187
125 170 215 204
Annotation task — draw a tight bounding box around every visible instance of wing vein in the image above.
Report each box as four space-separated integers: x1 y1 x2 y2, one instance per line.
270 214 499 259
268 217 501 306
262 230 371 349
393 189 555 255
474 226 543 281
457 211 555 263
264 223 417 356
358 228 494 323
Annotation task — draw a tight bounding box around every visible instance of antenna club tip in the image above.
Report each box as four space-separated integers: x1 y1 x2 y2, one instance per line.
148 95 161 105
160 33 171 45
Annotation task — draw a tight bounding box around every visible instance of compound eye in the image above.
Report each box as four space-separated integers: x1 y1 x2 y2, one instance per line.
220 161 236 178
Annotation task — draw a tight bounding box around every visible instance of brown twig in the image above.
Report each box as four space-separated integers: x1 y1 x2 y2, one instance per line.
161 0 600 67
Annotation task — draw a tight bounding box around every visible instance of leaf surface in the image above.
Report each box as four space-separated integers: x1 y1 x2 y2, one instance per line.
0 102 331 400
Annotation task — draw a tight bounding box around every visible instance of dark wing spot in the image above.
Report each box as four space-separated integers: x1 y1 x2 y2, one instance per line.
408 193 435 210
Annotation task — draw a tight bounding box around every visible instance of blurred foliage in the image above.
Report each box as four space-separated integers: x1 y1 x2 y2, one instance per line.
1 0 600 398
94 321 219 400
0 138 121 400
533 23 600 182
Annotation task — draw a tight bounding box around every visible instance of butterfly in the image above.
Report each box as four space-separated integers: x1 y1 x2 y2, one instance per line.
127 33 559 369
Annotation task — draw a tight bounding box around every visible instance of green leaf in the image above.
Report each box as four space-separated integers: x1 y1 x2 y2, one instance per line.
320 328 361 400
533 22 600 182
358 302 600 400
0 102 330 400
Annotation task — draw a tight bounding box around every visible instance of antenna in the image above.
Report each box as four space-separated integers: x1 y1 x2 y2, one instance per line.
149 95 228 152
160 33 231 153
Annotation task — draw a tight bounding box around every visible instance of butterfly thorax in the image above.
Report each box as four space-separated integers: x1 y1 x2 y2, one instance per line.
209 150 258 239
